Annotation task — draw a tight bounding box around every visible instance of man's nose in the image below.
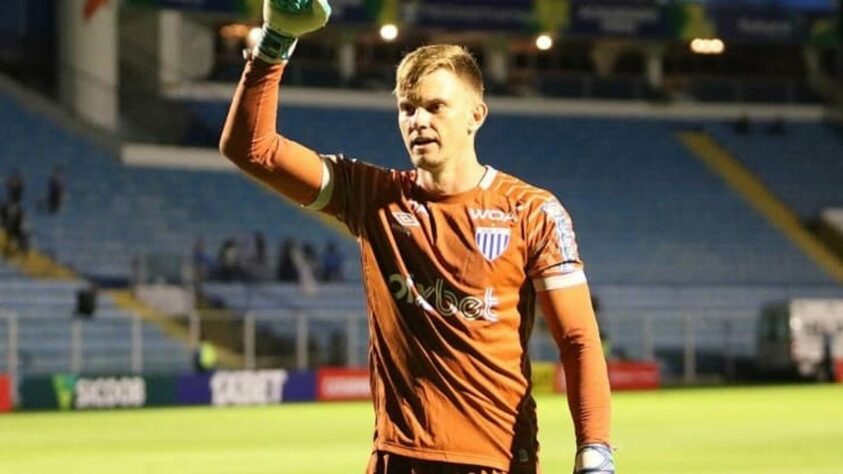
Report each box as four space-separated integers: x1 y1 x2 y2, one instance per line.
409 108 432 129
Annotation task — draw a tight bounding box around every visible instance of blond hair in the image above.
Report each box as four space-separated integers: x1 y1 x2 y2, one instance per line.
395 44 485 99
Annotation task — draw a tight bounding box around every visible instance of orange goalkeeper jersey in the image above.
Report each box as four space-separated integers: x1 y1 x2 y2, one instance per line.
219 60 610 473
313 156 587 470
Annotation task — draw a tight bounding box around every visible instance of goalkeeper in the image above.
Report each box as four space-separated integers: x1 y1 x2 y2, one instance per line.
220 1 614 473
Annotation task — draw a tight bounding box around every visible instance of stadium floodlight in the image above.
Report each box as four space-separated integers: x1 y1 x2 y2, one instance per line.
379 24 399 42
690 38 725 55
536 34 553 51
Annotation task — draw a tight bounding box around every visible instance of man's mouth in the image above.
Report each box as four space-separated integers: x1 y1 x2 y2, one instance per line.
411 137 438 149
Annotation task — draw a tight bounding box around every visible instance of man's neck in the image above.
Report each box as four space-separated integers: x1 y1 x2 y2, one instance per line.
416 156 487 196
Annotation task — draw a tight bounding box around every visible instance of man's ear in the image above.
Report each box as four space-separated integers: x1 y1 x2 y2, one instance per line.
469 101 488 135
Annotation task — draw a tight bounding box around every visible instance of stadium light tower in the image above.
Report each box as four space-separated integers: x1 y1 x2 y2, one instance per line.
536 34 553 51
380 24 399 42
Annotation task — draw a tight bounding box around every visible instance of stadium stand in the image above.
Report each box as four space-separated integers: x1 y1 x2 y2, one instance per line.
4 89 839 284
202 282 365 313
185 100 837 286
3 88 842 375
186 99 841 369
0 260 190 375
0 92 355 284
709 121 843 219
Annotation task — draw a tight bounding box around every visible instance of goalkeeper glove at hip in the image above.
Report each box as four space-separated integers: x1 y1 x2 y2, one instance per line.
253 0 332 64
574 443 615 474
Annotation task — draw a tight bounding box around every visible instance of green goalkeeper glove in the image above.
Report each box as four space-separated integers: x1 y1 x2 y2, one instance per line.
253 0 332 64
574 444 615 474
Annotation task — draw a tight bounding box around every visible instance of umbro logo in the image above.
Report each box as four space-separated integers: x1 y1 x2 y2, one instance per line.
392 211 420 228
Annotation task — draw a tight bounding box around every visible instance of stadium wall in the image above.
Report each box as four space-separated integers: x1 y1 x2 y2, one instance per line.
168 84 826 121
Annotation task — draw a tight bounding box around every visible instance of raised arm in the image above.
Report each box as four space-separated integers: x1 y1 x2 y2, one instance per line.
218 0 333 206
537 282 615 473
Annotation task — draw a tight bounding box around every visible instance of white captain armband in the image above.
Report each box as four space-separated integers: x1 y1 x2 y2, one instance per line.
304 155 335 210
533 268 587 292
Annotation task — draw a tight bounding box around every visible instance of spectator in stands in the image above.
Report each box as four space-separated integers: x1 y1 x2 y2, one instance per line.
253 232 267 264
301 241 319 275
46 166 65 214
733 113 751 135
320 240 345 282
192 237 214 284
275 237 317 291
276 238 298 282
217 237 242 281
295 244 319 295
1 200 28 256
248 231 270 280
5 169 24 204
767 116 786 136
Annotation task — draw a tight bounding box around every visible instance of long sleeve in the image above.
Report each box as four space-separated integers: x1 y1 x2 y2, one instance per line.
538 283 612 446
219 58 325 205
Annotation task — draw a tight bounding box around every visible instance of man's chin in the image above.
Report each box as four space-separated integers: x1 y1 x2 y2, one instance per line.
410 153 442 170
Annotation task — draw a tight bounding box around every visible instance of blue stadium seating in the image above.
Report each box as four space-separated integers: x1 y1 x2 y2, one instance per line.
2 89 838 287
0 261 191 375
709 122 843 219
203 282 366 313
0 93 354 283
190 101 837 285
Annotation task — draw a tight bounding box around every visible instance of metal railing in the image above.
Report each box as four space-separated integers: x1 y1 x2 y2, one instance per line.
180 310 367 371
604 310 757 383
0 307 762 390
529 309 759 383
0 312 189 377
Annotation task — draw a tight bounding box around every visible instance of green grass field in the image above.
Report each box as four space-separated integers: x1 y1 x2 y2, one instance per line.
1 384 842 473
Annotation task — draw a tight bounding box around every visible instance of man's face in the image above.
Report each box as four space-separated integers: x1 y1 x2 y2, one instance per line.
397 68 486 172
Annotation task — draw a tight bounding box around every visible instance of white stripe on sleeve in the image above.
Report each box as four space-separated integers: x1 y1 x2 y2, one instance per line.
533 269 587 292
304 155 334 210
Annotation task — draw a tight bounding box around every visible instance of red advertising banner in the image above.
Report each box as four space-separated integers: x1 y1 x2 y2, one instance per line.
555 361 661 393
835 360 843 384
607 361 660 391
0 374 11 412
316 367 371 401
